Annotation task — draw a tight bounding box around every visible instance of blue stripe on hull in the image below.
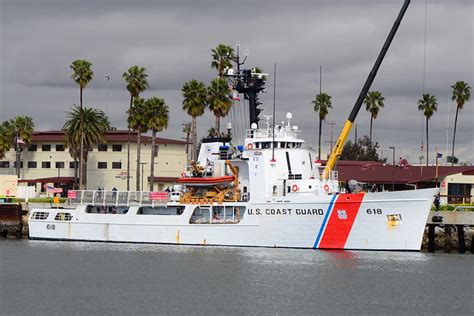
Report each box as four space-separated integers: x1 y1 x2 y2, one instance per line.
313 194 338 248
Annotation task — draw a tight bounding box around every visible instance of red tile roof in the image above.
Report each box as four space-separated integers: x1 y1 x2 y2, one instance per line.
335 162 474 184
152 176 179 183
31 130 187 145
18 176 75 183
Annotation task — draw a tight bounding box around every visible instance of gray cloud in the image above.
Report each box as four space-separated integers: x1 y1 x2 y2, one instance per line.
1 0 473 165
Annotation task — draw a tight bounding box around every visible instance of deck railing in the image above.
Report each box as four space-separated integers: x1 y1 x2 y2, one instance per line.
68 190 173 207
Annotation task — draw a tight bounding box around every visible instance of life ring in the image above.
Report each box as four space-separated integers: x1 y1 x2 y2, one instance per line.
181 171 186 178
246 143 253 150
323 184 330 191
292 184 299 192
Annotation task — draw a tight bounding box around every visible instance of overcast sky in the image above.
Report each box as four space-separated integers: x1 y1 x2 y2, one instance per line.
1 0 473 164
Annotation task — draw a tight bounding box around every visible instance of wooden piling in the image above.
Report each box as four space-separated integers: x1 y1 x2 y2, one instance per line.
470 232 474 254
428 224 436 253
456 225 465 254
444 225 452 253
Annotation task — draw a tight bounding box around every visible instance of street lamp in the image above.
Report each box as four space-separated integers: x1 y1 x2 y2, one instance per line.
389 146 395 191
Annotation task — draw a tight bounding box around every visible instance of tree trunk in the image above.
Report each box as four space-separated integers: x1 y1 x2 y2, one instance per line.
216 115 220 134
80 127 85 189
369 115 373 145
79 86 84 189
150 130 156 192
451 106 459 166
80 85 83 110
426 117 429 166
73 158 78 189
136 132 141 191
192 116 197 161
127 95 133 191
82 149 88 189
318 117 322 160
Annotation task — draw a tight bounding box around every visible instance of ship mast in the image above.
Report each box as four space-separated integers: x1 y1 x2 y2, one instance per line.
225 46 266 127
322 0 411 179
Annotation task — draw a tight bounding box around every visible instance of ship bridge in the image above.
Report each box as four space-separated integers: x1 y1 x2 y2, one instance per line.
244 113 304 150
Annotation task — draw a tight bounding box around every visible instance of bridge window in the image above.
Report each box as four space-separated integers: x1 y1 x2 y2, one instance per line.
32 212 49 220
137 206 184 215
86 205 129 214
54 213 72 221
189 205 245 224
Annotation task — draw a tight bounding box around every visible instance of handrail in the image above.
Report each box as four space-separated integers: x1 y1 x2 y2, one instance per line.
452 206 474 212
68 190 172 207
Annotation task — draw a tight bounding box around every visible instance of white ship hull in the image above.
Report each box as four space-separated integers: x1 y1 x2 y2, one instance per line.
29 188 437 251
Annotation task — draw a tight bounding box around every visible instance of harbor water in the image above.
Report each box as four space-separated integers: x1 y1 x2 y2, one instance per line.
1 240 472 315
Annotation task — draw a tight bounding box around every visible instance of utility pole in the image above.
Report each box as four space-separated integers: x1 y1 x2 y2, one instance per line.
354 124 358 143
325 121 336 154
15 131 20 178
389 146 395 191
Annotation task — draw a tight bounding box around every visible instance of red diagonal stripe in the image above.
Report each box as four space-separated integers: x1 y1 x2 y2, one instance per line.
318 193 365 249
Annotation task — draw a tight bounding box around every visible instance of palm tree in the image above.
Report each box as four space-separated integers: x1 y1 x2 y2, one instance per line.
123 65 149 191
364 91 385 144
128 98 149 191
182 80 207 161
312 93 332 160
211 44 235 77
450 81 471 165
144 97 169 191
70 59 93 189
63 105 111 189
3 116 35 178
417 93 438 166
207 78 232 133
182 122 192 160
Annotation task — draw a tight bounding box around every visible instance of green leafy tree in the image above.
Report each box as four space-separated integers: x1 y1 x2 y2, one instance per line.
0 123 10 160
450 81 471 165
312 92 332 160
128 98 149 191
3 116 35 178
182 79 207 161
70 59 93 189
63 106 112 189
417 93 438 166
211 44 235 77
340 136 385 162
208 78 232 133
364 91 385 144
144 97 169 191
123 65 149 191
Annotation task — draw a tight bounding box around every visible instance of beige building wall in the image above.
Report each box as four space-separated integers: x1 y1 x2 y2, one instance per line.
440 172 474 205
0 138 187 192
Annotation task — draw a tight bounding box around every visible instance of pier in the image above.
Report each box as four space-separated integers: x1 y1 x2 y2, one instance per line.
0 202 23 238
425 211 474 254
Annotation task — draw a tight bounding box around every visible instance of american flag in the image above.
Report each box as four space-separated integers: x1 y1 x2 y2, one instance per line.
45 185 63 194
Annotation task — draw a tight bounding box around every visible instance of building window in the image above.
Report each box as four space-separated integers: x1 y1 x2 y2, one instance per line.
28 144 37 151
112 162 122 169
98 144 108 152
28 161 37 168
0 161 9 168
13 161 23 168
69 161 79 169
55 161 65 168
98 162 107 169
42 144 51 151
42 161 51 168
112 145 122 152
56 144 65 151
